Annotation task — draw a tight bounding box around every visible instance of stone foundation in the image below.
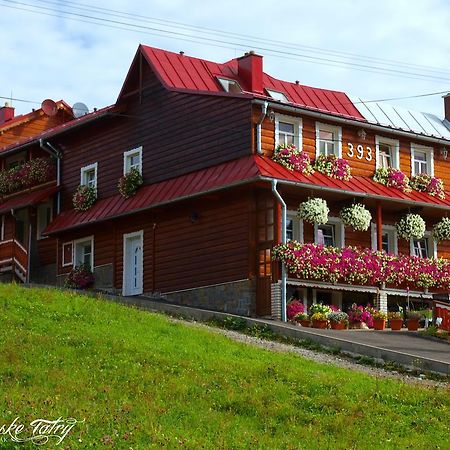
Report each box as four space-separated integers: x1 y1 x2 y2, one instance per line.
158 279 256 317
271 282 282 320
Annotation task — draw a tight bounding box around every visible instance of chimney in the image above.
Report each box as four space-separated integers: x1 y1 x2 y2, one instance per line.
237 50 263 94
444 93 450 121
0 102 14 125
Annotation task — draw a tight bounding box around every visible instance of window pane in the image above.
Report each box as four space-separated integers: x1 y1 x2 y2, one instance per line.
318 225 335 246
279 122 295 134
286 218 293 241
382 232 389 253
319 130 333 141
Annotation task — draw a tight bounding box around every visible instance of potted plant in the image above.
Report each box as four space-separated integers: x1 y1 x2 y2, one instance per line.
388 311 403 330
72 185 97 212
65 264 95 289
406 310 422 331
373 167 411 192
372 310 387 331
314 154 352 180
294 312 310 327
297 198 329 225
396 214 426 240
118 167 143 199
347 303 373 329
272 144 314 175
328 311 348 330
432 217 450 242
339 204 372 232
310 312 328 329
287 300 305 322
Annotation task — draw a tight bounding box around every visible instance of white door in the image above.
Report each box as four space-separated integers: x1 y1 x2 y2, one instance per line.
123 231 143 296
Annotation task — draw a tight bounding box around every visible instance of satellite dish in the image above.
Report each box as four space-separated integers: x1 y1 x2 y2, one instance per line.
41 99 58 117
72 102 89 118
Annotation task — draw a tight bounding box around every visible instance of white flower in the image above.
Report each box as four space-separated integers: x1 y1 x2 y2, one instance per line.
297 198 329 225
432 217 450 242
340 204 372 231
396 214 426 240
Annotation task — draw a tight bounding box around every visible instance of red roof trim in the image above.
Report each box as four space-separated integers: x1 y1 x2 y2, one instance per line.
0 185 59 214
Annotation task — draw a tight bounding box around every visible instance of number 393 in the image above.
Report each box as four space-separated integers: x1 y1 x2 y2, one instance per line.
347 143 372 161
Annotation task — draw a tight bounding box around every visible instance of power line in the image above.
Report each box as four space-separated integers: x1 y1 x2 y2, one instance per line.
2 0 450 84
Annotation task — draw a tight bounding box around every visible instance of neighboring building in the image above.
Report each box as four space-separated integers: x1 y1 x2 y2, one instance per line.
3 45 450 318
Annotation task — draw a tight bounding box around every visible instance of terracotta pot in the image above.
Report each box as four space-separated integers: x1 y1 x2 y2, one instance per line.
299 319 310 327
407 319 420 331
330 321 346 330
389 318 403 331
373 319 386 331
312 319 328 329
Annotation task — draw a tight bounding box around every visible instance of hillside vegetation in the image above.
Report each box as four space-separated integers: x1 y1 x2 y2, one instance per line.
0 285 448 449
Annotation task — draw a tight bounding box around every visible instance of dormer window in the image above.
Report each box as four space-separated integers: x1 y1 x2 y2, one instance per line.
266 89 289 103
217 77 242 94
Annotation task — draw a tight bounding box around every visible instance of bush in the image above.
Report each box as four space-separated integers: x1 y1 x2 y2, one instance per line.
65 264 95 289
287 300 305 320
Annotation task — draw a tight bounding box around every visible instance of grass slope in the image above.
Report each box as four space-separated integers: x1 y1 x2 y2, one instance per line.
0 285 449 449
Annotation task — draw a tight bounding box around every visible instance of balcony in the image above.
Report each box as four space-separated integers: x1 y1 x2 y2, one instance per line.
0 239 28 282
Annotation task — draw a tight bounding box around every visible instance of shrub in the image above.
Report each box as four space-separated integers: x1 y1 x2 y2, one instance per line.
410 174 445 199
309 303 332 316
65 264 95 289
118 168 143 199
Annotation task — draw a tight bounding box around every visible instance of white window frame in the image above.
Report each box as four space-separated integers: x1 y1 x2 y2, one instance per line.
315 122 342 158
275 114 302 149
314 217 345 248
286 211 304 243
375 136 400 170
266 89 289 103
62 241 74 267
36 202 53 240
217 77 242 93
410 232 436 259
312 289 343 310
73 235 94 270
411 144 434 176
80 163 98 191
123 146 143 175
371 223 398 255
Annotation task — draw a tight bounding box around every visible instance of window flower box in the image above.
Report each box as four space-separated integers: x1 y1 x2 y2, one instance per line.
373 167 411 192
118 167 144 199
410 174 445 199
72 185 97 212
314 154 351 180
272 144 314 175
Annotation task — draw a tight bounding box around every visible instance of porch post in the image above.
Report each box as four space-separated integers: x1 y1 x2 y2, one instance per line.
376 201 383 251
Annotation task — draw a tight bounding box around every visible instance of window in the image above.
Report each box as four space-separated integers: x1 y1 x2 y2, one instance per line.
275 114 302 148
375 136 399 169
410 233 436 259
80 163 98 190
123 147 142 175
36 202 53 240
286 212 304 242
371 224 398 254
411 144 433 176
315 218 344 248
266 89 289 103
217 77 242 94
62 242 73 267
316 123 342 157
74 236 94 270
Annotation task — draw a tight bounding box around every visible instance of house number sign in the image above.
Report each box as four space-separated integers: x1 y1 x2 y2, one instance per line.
346 143 373 162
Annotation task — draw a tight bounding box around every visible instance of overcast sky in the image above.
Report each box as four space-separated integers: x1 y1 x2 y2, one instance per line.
1 0 449 118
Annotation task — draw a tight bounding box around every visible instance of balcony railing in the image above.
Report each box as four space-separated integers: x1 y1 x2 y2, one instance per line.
0 239 28 282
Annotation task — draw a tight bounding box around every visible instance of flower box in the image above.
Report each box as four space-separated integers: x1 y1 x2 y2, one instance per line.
272 144 314 174
314 154 351 180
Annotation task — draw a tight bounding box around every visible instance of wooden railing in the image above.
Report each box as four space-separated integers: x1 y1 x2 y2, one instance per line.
434 300 450 331
0 239 28 282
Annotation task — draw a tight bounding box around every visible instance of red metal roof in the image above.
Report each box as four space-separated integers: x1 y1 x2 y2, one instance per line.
140 45 364 120
44 157 261 235
45 155 450 236
0 185 59 214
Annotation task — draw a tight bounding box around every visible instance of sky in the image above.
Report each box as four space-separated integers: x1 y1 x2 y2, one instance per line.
1 0 450 118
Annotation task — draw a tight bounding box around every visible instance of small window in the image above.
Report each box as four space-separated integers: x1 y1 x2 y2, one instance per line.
124 147 142 175
217 77 242 94
410 234 436 259
411 144 433 176
74 237 94 270
316 123 342 157
375 137 399 170
275 114 302 148
36 202 53 240
80 163 98 190
286 212 304 243
371 224 398 254
315 218 344 248
62 242 73 267
266 89 289 102
286 217 294 241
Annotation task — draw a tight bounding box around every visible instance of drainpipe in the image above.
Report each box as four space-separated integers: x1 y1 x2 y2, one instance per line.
271 179 287 322
256 101 268 155
39 139 61 214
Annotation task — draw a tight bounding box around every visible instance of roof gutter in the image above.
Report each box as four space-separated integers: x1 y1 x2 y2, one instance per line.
256 101 268 155
252 99 450 147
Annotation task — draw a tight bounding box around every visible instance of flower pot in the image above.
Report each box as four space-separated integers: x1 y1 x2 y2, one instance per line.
299 319 310 327
407 319 420 331
389 318 403 331
330 321 346 330
312 319 328 329
373 319 386 331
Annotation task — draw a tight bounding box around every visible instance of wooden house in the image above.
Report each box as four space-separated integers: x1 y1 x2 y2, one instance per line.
5 45 450 319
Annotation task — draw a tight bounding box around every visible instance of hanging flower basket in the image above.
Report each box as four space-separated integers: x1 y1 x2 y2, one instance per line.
72 185 97 212
432 217 450 242
118 168 144 199
314 154 351 180
297 198 329 225
272 144 314 175
339 204 372 231
410 174 445 199
396 214 426 240
373 167 411 192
